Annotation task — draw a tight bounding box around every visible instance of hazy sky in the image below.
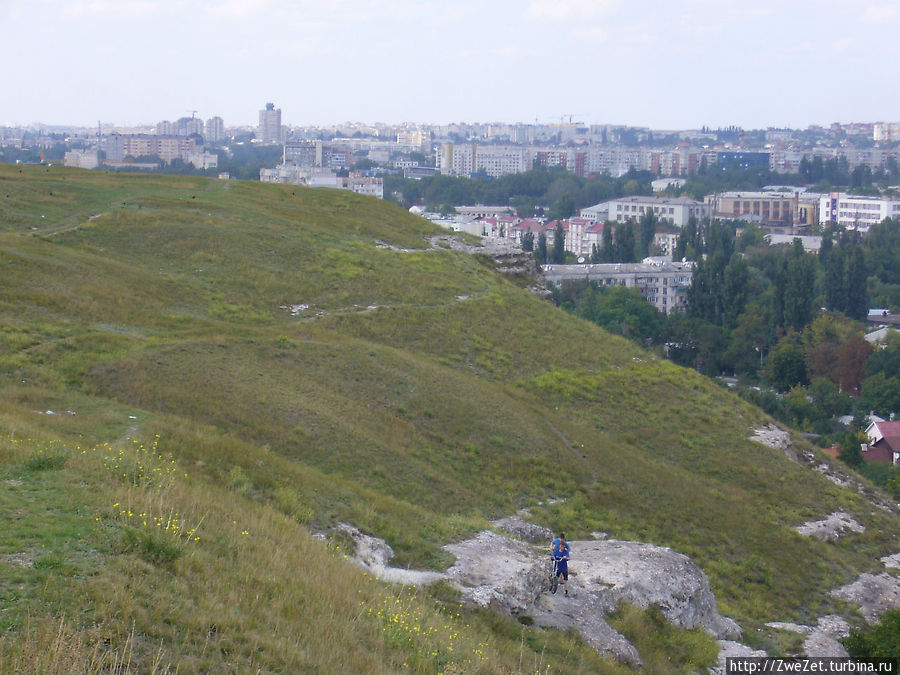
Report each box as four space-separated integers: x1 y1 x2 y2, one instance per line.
2 0 899 129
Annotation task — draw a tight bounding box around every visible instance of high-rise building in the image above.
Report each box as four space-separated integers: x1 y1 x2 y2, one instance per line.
206 116 225 143
258 102 283 144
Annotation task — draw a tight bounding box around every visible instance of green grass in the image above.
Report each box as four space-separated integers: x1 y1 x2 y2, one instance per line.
1 165 899 669
609 605 719 673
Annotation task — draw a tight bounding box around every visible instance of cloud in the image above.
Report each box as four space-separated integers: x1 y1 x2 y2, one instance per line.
527 0 617 21
862 4 900 23
62 0 162 18
572 25 607 40
209 0 271 19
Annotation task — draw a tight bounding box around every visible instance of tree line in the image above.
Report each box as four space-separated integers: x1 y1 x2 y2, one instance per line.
550 217 900 496
383 167 655 219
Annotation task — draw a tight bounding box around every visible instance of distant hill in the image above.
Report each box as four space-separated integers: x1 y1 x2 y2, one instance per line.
1 165 898 672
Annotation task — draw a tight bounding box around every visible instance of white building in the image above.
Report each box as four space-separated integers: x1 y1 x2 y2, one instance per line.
579 202 610 224
339 175 384 199
818 192 900 231
206 116 225 143
542 257 695 314
652 178 686 192
607 196 708 227
475 145 530 177
454 205 514 218
258 102 283 144
874 122 900 142
184 151 218 170
63 149 98 169
437 143 528 177
260 166 382 198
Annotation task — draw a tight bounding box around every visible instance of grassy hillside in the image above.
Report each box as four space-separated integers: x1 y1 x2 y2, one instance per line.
1 165 898 671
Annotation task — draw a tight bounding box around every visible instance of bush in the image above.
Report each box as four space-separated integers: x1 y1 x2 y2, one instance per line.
843 610 900 658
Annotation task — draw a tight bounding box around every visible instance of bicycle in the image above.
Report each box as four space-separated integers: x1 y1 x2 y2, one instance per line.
548 555 560 594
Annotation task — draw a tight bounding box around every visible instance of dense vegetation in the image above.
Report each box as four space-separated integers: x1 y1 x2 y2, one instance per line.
1 165 899 670
552 217 900 499
384 167 655 218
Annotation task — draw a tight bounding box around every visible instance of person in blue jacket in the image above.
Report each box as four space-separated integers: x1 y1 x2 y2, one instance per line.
551 532 571 596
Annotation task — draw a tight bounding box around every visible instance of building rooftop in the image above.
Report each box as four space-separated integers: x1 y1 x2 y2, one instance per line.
611 196 704 205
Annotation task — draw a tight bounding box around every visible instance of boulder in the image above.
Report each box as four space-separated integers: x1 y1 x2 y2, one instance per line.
830 572 900 623
492 516 554 544
444 530 547 615
794 511 865 541
569 540 741 639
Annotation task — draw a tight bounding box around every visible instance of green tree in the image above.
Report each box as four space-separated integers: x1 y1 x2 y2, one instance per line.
549 192 576 221
638 210 657 259
860 372 900 418
551 222 567 264
521 230 535 253
764 333 808 391
775 240 816 332
601 223 614 262
665 315 727 375
845 244 868 321
535 231 548 265
838 431 865 467
612 222 637 262
574 285 666 345
865 333 900 379
723 302 774 377
843 609 900 657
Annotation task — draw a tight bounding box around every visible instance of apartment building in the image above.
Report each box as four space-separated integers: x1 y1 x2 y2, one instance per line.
206 116 225 143
105 133 204 164
283 141 352 169
607 196 709 227
874 123 900 142
579 202 610 224
260 166 383 199
542 258 695 314
258 102 283 144
339 174 384 199
63 149 98 169
818 192 900 231
712 191 819 227
437 143 530 178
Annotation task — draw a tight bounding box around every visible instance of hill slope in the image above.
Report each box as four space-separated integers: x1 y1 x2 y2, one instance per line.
1 165 898 671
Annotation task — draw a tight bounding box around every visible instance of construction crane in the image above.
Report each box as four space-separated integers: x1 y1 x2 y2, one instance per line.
187 109 198 119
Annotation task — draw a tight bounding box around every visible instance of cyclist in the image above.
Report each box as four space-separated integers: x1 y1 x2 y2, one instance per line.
550 532 571 596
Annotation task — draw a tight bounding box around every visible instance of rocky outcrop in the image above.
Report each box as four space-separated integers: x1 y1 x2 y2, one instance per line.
566 540 741 638
444 534 740 665
335 522 444 586
794 511 865 541
830 572 900 623
802 616 850 657
766 616 850 657
751 424 799 461
881 552 900 570
335 522 740 666
712 641 767 674
750 426 900 514
492 516 554 543
443 530 547 615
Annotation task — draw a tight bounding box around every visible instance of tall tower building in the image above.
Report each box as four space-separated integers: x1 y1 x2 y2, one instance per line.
206 116 225 143
258 102 283 144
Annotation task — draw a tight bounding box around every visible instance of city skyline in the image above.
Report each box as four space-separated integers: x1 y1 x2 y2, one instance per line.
2 0 899 129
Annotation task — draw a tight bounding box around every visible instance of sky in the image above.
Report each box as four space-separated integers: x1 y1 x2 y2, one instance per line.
1 0 899 130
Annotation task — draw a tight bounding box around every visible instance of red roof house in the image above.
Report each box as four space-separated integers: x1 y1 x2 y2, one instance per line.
863 421 900 465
